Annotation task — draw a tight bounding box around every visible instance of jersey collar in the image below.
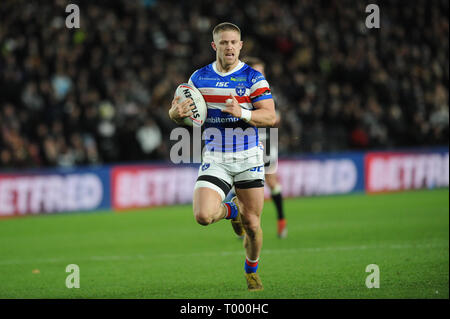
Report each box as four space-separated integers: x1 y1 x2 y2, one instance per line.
212 60 245 77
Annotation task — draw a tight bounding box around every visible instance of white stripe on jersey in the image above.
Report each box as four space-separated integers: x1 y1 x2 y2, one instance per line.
250 80 270 93
195 86 253 110
198 87 248 96
206 102 253 110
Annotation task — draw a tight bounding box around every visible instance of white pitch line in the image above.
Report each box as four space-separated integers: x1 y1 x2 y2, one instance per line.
0 242 447 266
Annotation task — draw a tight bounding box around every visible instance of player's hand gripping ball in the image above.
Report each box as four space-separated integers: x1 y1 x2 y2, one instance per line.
173 83 207 127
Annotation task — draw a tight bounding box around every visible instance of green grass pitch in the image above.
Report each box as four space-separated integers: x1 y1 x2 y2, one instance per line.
0 189 448 299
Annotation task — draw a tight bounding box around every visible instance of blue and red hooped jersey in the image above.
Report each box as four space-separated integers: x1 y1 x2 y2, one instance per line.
189 61 272 153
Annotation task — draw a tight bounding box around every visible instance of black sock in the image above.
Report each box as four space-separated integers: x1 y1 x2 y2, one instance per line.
271 192 285 220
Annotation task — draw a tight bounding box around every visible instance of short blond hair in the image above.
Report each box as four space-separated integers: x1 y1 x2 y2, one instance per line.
212 22 241 39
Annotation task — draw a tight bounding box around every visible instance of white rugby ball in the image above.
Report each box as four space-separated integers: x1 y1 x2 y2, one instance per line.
174 83 207 127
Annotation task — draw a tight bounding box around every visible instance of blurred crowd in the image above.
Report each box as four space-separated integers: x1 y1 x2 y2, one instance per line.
0 0 448 169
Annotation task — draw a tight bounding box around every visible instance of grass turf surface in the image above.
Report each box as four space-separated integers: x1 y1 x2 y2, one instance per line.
0 189 448 299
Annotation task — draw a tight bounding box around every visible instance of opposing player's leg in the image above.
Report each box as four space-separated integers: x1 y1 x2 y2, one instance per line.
265 172 287 238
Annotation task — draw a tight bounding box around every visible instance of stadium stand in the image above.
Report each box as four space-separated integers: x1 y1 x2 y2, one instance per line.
0 0 448 169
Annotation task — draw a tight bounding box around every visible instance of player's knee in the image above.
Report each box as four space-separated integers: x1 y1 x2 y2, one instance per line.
194 212 213 226
244 222 260 239
242 216 261 238
265 174 274 188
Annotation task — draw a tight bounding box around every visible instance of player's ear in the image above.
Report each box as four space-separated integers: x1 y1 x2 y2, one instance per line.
239 41 243 49
211 41 217 51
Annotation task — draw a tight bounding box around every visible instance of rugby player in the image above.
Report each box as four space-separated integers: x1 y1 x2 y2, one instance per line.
227 57 288 239
168 22 276 291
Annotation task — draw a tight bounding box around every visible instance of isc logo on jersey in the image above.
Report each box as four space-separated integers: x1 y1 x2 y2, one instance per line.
174 83 207 127
215 82 229 87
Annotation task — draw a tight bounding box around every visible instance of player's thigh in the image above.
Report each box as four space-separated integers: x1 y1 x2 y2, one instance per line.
193 187 223 219
234 166 265 225
193 162 233 217
235 187 264 234
235 187 265 217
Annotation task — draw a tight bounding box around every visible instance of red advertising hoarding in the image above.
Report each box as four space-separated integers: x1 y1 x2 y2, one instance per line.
365 151 449 193
111 165 198 210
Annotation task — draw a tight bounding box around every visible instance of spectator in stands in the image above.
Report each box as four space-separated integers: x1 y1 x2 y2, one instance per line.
0 0 448 169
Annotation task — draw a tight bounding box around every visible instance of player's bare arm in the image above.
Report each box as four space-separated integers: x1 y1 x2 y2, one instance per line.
222 94 276 127
168 96 196 125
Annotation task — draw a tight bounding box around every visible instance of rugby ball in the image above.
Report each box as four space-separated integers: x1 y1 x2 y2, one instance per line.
174 83 207 127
